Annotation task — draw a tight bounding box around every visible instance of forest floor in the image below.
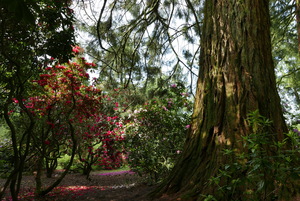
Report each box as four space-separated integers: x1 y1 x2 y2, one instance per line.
0 170 174 201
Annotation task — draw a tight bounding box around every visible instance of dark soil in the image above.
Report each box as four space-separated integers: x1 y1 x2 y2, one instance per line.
0 171 173 201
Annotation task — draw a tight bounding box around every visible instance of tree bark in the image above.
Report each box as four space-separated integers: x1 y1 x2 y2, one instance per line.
155 0 287 200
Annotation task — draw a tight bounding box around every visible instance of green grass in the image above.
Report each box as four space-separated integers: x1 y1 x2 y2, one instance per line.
92 165 131 174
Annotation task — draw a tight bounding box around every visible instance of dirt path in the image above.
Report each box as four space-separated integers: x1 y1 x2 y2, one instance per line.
0 171 170 201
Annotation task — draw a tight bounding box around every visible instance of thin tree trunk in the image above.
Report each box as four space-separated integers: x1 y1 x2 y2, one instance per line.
155 0 287 200
3 92 20 201
45 158 58 178
35 156 44 194
38 122 77 196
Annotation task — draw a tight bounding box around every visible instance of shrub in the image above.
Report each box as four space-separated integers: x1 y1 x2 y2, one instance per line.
125 83 192 183
204 111 300 201
0 139 13 178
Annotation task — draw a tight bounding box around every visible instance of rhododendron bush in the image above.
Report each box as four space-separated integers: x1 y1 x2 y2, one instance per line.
6 47 127 195
77 112 126 178
124 83 192 183
1 0 76 198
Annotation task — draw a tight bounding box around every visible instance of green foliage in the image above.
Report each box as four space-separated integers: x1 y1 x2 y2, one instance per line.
204 111 300 201
57 154 80 172
0 139 13 178
125 83 192 183
0 0 76 116
0 120 9 139
75 0 200 96
270 0 300 124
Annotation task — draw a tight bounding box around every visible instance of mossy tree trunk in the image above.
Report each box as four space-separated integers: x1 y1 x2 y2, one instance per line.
156 0 287 200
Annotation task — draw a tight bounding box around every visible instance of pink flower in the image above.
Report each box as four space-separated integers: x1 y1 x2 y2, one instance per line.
12 98 18 103
185 124 191 129
170 84 177 88
72 46 81 54
181 92 189 97
25 102 34 108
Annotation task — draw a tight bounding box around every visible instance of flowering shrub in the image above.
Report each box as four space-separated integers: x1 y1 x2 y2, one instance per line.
18 47 126 182
124 83 192 182
77 112 126 176
27 51 102 176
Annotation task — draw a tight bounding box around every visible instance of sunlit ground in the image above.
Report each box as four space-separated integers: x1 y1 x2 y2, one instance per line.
2 170 137 201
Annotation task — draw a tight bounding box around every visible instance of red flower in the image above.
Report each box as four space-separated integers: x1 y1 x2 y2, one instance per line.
72 46 81 54
25 102 34 108
56 65 66 69
85 62 96 67
40 74 51 78
46 121 55 128
46 105 53 110
12 98 19 103
37 80 48 86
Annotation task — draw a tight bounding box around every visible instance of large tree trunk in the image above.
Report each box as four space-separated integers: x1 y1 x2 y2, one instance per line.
155 0 287 200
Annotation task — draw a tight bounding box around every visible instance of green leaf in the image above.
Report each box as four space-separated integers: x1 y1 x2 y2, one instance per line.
257 180 265 191
285 156 292 163
2 0 36 24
